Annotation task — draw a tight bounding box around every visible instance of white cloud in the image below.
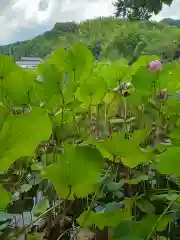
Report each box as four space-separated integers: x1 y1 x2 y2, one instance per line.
151 0 180 21
0 0 115 45
0 0 180 45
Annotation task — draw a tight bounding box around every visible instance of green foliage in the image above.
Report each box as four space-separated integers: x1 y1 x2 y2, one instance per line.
44 145 104 198
77 206 129 230
1 43 180 239
155 147 180 176
33 198 49 217
114 0 174 19
0 22 77 60
0 185 11 210
112 214 173 239
160 18 180 28
0 107 52 171
1 17 180 63
95 131 151 167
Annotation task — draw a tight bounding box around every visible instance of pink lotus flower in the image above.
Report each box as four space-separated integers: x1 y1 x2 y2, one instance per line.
148 60 162 72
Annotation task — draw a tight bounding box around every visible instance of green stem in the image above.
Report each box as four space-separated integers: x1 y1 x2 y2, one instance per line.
60 91 65 128
96 104 100 138
146 194 180 240
123 97 128 136
72 166 113 240
104 103 109 136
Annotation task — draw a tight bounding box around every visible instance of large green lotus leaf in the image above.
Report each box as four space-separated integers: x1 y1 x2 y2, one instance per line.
139 214 173 235
77 208 129 230
63 80 77 103
35 45 95 107
49 48 69 71
75 70 108 105
53 109 74 125
112 214 172 240
128 89 149 106
160 65 180 93
0 107 52 171
29 81 45 107
95 133 122 160
158 67 173 90
66 43 95 83
21 69 36 88
120 131 152 168
36 62 63 96
103 91 116 104
98 60 129 89
3 69 34 105
44 145 104 198
128 66 159 106
0 106 8 128
0 55 19 79
96 131 150 168
0 81 4 102
50 43 94 84
95 142 114 161
0 184 11 210
49 49 75 93
43 94 62 112
132 66 158 91
30 63 64 109
161 96 180 116
155 147 180 176
30 82 62 110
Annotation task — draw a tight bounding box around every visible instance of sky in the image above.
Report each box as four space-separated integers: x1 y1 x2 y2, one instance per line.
0 0 180 45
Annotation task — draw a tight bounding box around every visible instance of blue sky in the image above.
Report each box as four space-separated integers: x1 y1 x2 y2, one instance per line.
0 0 180 45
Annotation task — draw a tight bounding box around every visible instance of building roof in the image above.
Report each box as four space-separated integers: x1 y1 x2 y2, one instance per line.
15 56 42 69
20 57 41 61
16 60 40 65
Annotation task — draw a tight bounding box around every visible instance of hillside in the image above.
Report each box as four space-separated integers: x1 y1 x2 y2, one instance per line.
1 17 180 61
0 22 77 60
160 18 180 28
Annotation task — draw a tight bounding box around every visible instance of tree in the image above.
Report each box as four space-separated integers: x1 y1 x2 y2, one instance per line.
114 0 174 20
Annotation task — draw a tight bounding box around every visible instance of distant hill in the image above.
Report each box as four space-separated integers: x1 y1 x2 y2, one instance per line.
1 17 180 61
0 22 78 60
160 18 180 27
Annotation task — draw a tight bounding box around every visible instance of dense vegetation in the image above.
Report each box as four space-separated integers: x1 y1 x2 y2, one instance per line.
1 17 180 61
160 18 180 28
0 22 77 60
1 43 180 239
114 0 174 20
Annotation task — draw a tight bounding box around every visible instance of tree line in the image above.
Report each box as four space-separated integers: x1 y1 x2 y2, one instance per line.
114 0 174 20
